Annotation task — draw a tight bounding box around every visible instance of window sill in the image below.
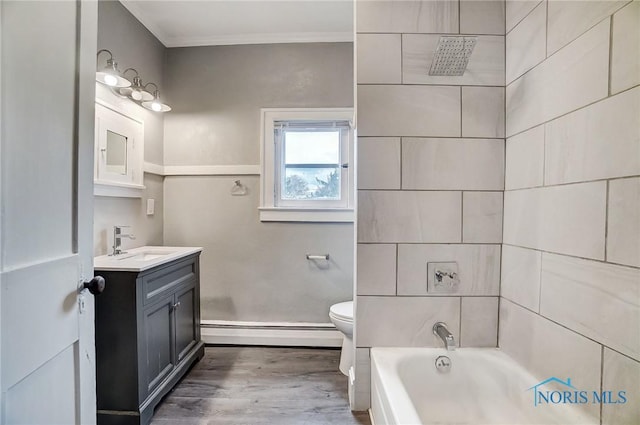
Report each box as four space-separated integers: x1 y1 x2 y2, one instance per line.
259 207 354 223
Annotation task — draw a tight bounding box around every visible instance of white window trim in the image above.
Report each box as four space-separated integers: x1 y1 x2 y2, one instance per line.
260 107 354 222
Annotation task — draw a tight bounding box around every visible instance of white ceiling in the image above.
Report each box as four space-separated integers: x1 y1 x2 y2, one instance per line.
120 0 354 47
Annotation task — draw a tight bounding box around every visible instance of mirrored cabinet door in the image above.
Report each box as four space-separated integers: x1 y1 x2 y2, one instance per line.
94 102 144 195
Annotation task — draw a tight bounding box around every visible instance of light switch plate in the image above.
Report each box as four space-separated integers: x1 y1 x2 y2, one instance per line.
146 198 155 215
427 262 460 294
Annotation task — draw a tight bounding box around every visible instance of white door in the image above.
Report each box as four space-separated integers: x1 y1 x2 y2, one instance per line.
0 1 98 424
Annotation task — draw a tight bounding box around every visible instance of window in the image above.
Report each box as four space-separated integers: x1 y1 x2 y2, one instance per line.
260 108 354 222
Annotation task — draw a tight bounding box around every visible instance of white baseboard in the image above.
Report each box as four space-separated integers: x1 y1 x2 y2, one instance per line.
201 320 343 347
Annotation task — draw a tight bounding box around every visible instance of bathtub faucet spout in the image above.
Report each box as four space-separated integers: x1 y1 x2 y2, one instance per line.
433 322 457 351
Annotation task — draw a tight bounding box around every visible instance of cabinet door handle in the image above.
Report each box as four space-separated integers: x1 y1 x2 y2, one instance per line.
172 301 181 310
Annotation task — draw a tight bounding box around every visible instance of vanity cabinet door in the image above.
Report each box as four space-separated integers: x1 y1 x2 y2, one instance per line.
174 282 198 363
142 297 175 396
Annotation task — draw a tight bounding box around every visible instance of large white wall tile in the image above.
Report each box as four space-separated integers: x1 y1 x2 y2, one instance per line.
506 19 610 136
403 35 505 86
540 253 640 361
357 244 397 296
607 178 640 267
506 1 546 84
356 296 460 347
462 87 505 138
356 0 459 33
602 349 640 425
501 245 541 312
499 299 602 420
358 191 461 243
506 0 542 32
505 125 545 190
402 138 504 190
460 297 498 347
463 192 503 243
503 182 607 259
358 137 401 190
611 1 640 94
397 244 501 296
353 347 372 409
545 87 640 185
357 34 402 84
460 0 505 35
547 0 628 55
358 85 461 137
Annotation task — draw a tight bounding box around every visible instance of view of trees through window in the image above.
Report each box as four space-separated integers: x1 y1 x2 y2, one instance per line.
281 129 341 200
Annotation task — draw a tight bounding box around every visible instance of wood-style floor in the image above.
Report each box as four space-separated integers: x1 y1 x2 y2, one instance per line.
150 346 371 425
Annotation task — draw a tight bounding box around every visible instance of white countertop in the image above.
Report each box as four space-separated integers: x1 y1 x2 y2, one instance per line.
94 246 202 272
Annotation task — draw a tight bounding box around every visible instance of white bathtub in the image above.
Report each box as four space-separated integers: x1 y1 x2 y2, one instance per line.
370 348 598 425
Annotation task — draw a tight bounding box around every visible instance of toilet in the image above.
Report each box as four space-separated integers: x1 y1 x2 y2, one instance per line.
329 301 354 376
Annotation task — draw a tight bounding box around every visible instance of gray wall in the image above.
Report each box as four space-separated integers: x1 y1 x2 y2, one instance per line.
501 1 640 423
164 43 354 165
163 43 354 323
94 0 166 255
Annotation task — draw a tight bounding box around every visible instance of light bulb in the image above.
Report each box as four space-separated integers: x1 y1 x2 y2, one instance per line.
151 102 162 112
130 90 143 101
104 74 118 86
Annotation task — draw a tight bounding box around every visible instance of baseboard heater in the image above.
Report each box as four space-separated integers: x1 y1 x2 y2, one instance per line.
201 320 343 347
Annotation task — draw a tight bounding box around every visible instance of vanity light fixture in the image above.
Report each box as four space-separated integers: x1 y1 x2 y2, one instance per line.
117 68 154 101
95 49 131 88
141 83 172 112
96 49 170 112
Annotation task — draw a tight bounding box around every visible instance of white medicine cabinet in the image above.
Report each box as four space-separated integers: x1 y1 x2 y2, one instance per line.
94 100 145 197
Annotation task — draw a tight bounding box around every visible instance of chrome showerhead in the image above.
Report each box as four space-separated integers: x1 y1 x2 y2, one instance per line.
428 36 478 76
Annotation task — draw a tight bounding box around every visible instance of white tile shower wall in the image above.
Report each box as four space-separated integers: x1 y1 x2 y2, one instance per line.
607 177 640 268
462 191 503 243
503 2 640 423
544 87 640 186
356 296 461 347
460 0 505 34
397 244 501 296
402 34 504 86
506 18 610 136
401 138 504 190
540 253 640 360
355 0 505 410
356 0 459 33
356 244 396 296
356 34 401 84
460 297 499 347
357 137 401 190
505 0 542 32
611 1 640 94
546 0 629 55
357 191 462 243
504 125 544 190
357 85 461 137
500 245 541 312
505 0 546 84
499 299 602 420
602 348 640 425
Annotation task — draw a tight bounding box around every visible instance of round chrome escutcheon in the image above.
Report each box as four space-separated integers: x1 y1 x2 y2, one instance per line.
435 355 452 373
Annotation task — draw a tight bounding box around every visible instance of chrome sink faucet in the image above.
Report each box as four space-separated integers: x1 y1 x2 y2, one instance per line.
112 225 135 256
433 322 457 351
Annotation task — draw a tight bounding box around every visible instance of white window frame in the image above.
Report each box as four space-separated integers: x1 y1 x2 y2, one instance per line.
260 108 354 222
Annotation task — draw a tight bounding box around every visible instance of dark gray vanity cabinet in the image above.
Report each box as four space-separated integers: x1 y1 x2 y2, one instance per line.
95 253 205 425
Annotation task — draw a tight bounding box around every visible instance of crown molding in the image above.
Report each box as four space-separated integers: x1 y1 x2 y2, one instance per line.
120 1 353 47
162 32 354 47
